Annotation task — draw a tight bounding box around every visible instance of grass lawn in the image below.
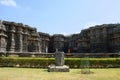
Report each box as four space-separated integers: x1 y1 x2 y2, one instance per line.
0 68 120 80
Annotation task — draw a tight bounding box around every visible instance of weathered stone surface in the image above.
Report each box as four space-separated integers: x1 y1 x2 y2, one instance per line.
1 20 120 54
51 34 65 52
0 20 7 52
48 65 69 72
55 52 64 66
1 20 42 53
48 52 69 72
38 32 50 53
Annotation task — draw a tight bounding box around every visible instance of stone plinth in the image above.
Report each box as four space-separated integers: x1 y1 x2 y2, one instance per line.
48 65 69 72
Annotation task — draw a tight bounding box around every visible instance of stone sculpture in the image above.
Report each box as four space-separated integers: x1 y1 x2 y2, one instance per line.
48 52 69 72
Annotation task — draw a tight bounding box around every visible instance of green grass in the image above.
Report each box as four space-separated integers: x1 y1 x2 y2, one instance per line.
0 68 120 80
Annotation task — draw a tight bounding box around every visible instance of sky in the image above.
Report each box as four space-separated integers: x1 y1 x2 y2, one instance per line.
0 0 120 35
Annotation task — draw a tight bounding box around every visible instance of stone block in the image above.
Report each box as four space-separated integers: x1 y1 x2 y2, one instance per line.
55 52 64 66
48 65 69 72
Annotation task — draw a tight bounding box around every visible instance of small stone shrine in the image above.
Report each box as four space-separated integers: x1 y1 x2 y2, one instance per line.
48 52 69 72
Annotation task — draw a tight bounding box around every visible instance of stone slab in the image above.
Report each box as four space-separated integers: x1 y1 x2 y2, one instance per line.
55 52 64 66
48 65 69 72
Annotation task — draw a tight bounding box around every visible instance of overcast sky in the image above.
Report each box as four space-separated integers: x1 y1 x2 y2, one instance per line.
0 0 120 35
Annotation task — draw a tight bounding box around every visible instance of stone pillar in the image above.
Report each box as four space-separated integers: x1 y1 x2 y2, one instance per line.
55 52 64 66
28 30 40 52
37 40 41 52
46 46 48 53
0 21 7 52
8 25 15 52
22 28 28 52
15 26 23 52
36 33 41 52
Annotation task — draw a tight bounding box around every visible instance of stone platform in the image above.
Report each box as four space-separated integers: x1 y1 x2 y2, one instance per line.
48 65 69 72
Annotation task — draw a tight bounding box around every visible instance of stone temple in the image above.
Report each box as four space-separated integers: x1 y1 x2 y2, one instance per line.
0 20 120 54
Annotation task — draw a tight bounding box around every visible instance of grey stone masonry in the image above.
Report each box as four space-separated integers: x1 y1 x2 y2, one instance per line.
0 20 7 52
48 65 69 72
15 25 23 52
1 20 120 53
7 22 15 52
55 52 64 66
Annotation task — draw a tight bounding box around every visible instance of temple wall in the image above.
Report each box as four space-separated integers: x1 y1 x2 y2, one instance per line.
1 20 120 53
2 21 41 53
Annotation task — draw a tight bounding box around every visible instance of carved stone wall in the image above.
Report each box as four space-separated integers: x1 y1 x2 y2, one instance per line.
2 21 41 53
77 30 90 53
0 20 7 52
22 26 28 52
76 24 120 53
1 20 120 53
51 34 65 52
68 34 78 53
39 32 50 53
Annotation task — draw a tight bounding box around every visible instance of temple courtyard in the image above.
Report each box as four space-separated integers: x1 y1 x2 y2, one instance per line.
0 68 119 80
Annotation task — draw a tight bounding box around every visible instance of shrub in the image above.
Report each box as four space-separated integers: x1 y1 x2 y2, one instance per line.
0 57 54 68
0 57 119 68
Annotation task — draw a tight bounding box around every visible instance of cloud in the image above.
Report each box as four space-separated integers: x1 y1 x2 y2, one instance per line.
59 32 73 36
0 0 17 7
